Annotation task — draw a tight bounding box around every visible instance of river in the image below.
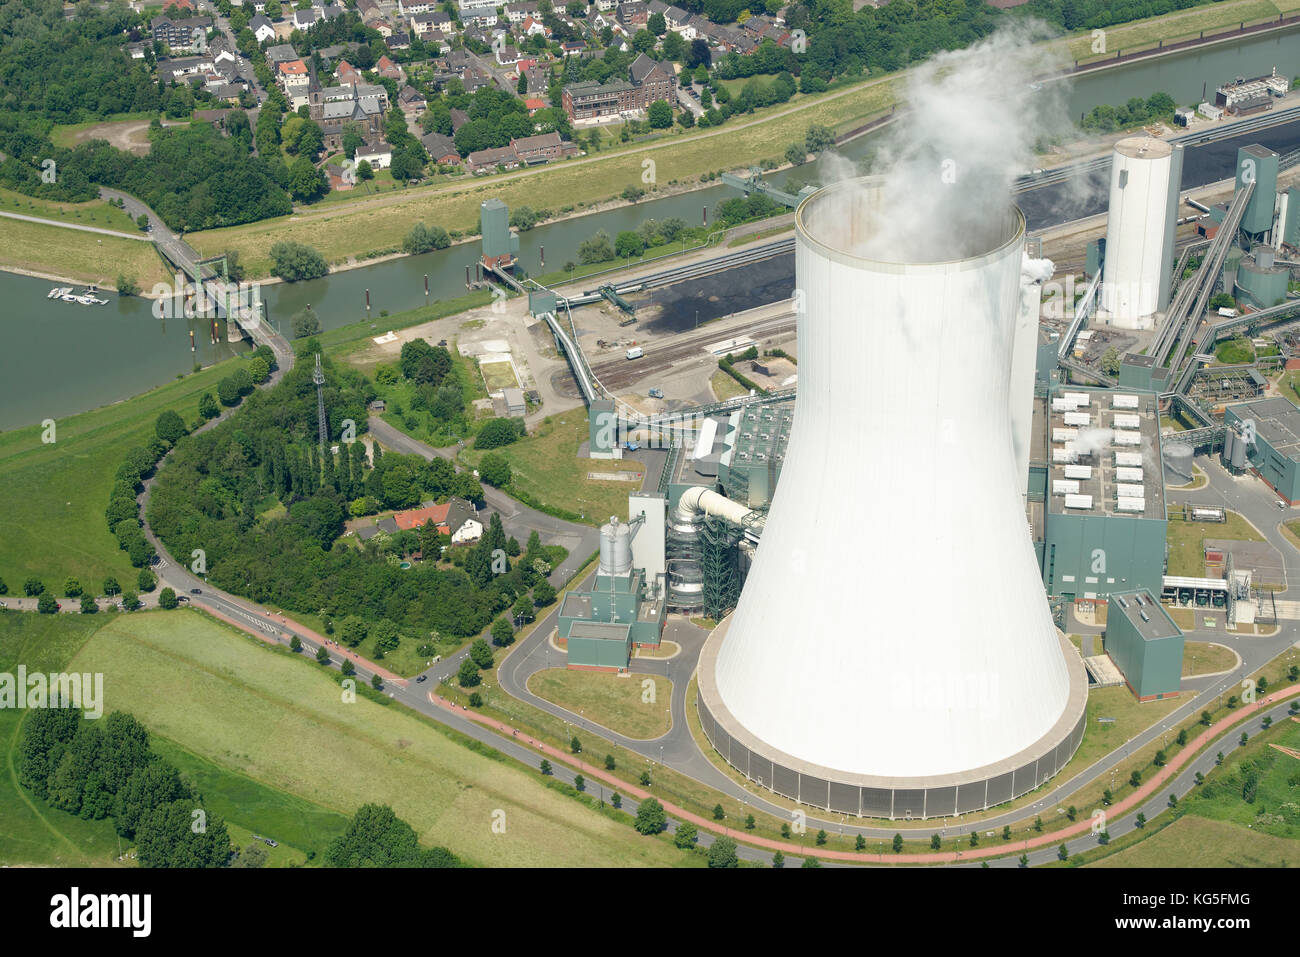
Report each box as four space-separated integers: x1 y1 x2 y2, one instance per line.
2 26 1298 430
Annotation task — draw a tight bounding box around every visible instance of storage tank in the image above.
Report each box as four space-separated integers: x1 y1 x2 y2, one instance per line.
698 177 1085 814
1100 136 1177 329
1231 429 1248 470
1221 430 1238 470
597 516 633 577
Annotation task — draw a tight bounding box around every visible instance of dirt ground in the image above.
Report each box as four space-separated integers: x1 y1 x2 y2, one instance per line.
60 119 183 156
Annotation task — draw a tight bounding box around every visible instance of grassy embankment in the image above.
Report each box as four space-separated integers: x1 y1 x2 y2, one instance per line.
63 609 697 867
527 668 674 740
1165 510 1265 578
0 359 239 594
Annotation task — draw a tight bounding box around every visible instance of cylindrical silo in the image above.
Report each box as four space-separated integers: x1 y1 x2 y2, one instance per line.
1222 430 1237 469
697 177 1086 816
1101 136 1175 330
597 517 633 577
1231 429 1248 470
1162 442 1194 483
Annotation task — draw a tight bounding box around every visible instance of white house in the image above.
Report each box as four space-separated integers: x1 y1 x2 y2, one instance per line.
356 142 393 169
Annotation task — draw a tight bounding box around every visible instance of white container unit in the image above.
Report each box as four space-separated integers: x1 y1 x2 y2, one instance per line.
1113 413 1141 429
1115 451 1142 467
1113 430 1141 446
1051 397 1080 412
1116 466 1144 482
1063 411 1091 426
1053 448 1078 463
1116 483 1145 498
1052 479 1081 495
1116 497 1146 513
1052 427 1078 443
1112 394 1140 409
1064 493 1094 509
1063 464 1093 480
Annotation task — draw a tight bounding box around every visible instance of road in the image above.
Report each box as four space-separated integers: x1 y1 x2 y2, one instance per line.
0 211 149 241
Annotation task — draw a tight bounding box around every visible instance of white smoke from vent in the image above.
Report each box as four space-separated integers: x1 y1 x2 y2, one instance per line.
836 24 1073 263
1022 254 1055 284
1070 427 1114 456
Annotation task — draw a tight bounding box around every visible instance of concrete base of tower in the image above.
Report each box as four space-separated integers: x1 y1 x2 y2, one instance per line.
695 616 1090 820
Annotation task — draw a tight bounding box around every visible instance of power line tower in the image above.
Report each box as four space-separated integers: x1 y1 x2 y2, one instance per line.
313 353 327 453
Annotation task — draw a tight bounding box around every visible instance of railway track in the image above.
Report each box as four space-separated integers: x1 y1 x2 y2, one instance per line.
588 311 797 391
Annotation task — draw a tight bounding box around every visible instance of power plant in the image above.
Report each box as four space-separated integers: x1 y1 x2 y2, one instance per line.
669 178 1084 817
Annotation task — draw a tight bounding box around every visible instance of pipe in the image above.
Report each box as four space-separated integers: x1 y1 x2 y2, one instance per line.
675 486 754 527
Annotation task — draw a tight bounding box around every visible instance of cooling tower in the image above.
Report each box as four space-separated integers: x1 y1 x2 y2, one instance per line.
697 177 1087 819
1099 136 1182 329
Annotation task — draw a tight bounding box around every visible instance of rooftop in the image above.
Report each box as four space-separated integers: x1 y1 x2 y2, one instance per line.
1044 387 1166 521
1109 589 1180 641
1226 396 1300 459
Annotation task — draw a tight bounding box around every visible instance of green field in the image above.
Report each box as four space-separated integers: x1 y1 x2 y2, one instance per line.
710 368 750 401
460 413 647 524
0 359 240 595
1087 813 1300 866
0 612 126 866
1183 641 1237 676
0 216 170 288
68 610 696 867
0 186 140 233
1166 511 1265 577
1065 0 1296 63
528 668 673 740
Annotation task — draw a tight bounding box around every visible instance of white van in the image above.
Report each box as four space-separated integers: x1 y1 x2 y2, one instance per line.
626 346 644 360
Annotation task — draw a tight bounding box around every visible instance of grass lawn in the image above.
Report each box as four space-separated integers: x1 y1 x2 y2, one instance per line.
1166 510 1264 577
527 668 673 740
480 359 519 392
710 368 750 401
0 186 140 233
1086 814 1300 866
460 413 646 524
0 359 240 594
1214 337 1254 365
0 216 169 288
323 290 494 367
0 611 126 866
70 610 695 867
1183 641 1237 676
1066 0 1291 63
150 735 348 866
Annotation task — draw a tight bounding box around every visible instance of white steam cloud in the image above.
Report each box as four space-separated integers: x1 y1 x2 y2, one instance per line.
836 24 1074 263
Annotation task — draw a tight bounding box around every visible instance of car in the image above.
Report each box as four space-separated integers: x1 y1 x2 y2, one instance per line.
177 596 189 603
0 600 5 608
190 588 202 594
416 675 427 682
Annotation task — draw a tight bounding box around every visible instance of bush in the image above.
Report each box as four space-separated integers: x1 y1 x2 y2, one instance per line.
270 240 329 281
158 587 178 609
478 453 511 488
634 798 667 834
474 417 522 449
707 837 738 868
457 657 480 687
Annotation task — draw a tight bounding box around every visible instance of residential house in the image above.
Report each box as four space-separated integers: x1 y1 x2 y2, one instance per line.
595 0 616 9
375 54 405 81
616 1 647 28
335 60 361 84
411 10 452 37
563 78 635 119
356 141 393 170
559 39 586 56
125 41 148 59
150 15 212 52
316 2 346 19
291 7 321 30
264 43 299 66
511 130 562 164
663 4 690 30
523 96 547 113
385 31 412 50
462 67 492 93
365 16 393 36
393 499 483 543
524 65 548 94
397 84 426 123
495 45 521 66
518 14 547 36
158 54 215 82
628 52 676 105
420 131 461 165
457 0 499 16
310 70 390 150
504 0 540 21
356 0 382 18
326 162 355 191
466 144 520 172
398 0 437 13
449 107 470 130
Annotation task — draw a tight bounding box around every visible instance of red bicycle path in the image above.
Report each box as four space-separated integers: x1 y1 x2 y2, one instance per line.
430 684 1300 864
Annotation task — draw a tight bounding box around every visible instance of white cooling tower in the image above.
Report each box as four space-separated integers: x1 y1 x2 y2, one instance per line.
1100 136 1180 329
697 178 1087 819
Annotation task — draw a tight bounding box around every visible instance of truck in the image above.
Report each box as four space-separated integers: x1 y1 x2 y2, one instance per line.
1217 307 1238 318
626 346 644 360
648 387 664 398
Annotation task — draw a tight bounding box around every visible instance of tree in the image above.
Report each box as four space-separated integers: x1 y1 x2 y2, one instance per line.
1153 749 1166 767
457 658 480 687
136 800 231 867
316 645 330 664
892 833 903 853
1100 346 1121 376
1200 710 1212 726
1129 770 1141 788
1002 824 1012 840
234 842 269 868
805 123 835 154
647 99 673 128
572 773 585 791
158 587 178 609
745 814 756 830
475 417 521 449
136 213 150 230
668 821 699 850
37 593 57 614
708 836 739 868
1135 812 1146 829
930 833 941 850
137 569 156 592
341 659 356 677
288 156 329 202
784 142 806 166
468 691 482 707
198 392 220 420
399 340 452 385
290 635 301 652
326 804 458 867
63 577 82 597
356 159 374 181
612 793 622 809
533 579 556 607
648 10 666 34
712 803 725 820
80 594 97 614
616 230 645 258
24 577 45 596
117 274 139 296
478 453 511 488
121 590 140 611
570 735 582 754
155 410 187 445
578 230 614 264
815 828 827 845
772 851 785 868
604 753 616 770
1057 844 1069 861
490 617 514 646
470 638 494 668
247 357 270 384
291 306 321 340
634 798 667 834
540 759 552 775
639 771 651 786
371 673 383 690
403 222 452 254
270 241 329 282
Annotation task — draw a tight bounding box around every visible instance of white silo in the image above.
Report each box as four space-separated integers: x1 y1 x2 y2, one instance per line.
1100 136 1180 329
696 177 1087 819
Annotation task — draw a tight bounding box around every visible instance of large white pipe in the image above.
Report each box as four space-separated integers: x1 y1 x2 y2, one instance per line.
676 485 754 527
708 177 1074 781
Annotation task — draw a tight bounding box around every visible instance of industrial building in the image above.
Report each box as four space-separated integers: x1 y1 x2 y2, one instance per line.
559 497 667 671
1105 589 1185 700
694 177 1087 818
1098 136 1183 330
1036 388 1169 600
1223 397 1300 503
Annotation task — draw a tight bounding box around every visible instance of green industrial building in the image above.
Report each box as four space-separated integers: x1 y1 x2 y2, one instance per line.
716 400 793 508
1237 144 1279 242
1037 387 1169 600
479 198 519 269
1224 397 1300 504
1105 588 1184 700
558 566 666 671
